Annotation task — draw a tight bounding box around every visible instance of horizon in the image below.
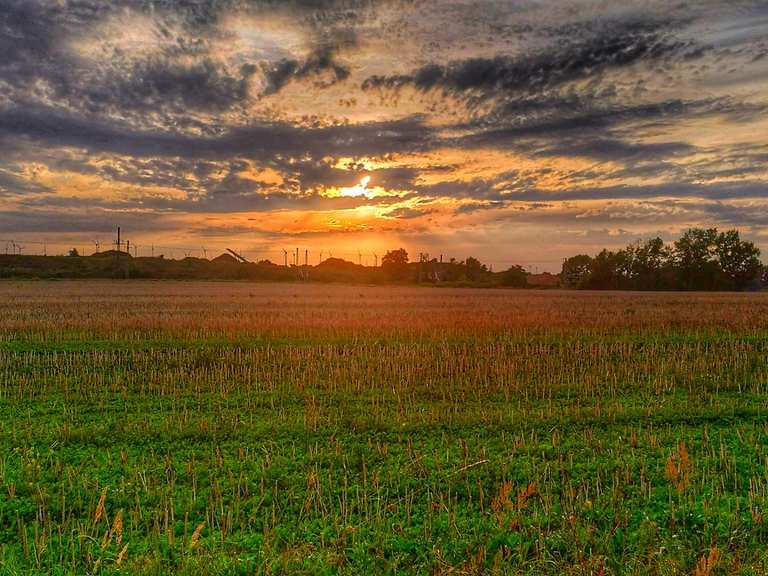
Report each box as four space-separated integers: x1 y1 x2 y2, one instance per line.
2 1 768 266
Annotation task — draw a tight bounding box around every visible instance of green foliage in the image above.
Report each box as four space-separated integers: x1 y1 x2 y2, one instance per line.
560 228 763 291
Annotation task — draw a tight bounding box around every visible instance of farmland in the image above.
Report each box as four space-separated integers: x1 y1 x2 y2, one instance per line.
2 281 768 575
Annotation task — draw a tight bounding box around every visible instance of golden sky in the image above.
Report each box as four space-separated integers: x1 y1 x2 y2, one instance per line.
1 0 768 269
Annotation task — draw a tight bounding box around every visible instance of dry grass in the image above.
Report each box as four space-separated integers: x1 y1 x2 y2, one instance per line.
1 281 768 575
2 281 768 343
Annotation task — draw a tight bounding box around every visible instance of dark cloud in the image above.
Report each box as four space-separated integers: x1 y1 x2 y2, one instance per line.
1 0 767 252
0 0 255 117
99 57 256 113
362 20 695 102
0 169 51 197
0 207 176 235
263 50 350 95
454 201 507 215
498 181 768 203
384 206 434 219
0 104 432 161
449 98 726 161
534 138 695 162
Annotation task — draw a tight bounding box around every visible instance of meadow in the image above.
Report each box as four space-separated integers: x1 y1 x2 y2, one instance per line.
2 281 768 575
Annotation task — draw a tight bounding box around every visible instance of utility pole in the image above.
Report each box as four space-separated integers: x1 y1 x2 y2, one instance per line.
304 249 308 266
116 227 121 252
295 248 299 267
283 249 288 267
319 251 323 264
358 250 362 266
373 253 378 267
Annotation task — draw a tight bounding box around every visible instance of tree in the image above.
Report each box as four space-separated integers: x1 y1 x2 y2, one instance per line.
584 249 624 290
464 256 488 281
561 228 763 292
561 255 593 288
68 248 79 257
621 237 672 290
499 265 528 287
381 248 409 280
673 228 720 290
714 230 762 290
382 248 408 268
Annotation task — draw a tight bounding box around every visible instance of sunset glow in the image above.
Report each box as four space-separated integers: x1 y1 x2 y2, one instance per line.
339 176 372 198
1 1 767 267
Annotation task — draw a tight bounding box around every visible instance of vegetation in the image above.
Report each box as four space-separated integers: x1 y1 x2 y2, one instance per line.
2 281 768 574
562 228 763 291
0 250 516 287
2 228 763 292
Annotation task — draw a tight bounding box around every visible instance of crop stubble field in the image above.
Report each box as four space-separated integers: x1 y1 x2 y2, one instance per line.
2 281 768 575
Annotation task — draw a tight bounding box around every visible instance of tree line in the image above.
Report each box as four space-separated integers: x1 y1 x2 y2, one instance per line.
2 227 763 291
560 228 762 291
380 248 529 287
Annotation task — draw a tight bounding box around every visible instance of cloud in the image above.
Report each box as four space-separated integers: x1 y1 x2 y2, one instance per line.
101 57 256 113
0 104 433 161
362 19 695 103
0 169 51 197
384 205 435 219
2 0 768 261
262 43 352 95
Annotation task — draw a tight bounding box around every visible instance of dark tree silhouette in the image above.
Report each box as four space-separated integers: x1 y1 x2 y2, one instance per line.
500 265 528 287
561 255 593 288
382 248 409 280
561 228 763 291
714 230 761 290
674 228 720 290
464 256 488 281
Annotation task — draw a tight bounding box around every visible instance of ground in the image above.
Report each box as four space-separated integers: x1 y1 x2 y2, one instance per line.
1 281 768 575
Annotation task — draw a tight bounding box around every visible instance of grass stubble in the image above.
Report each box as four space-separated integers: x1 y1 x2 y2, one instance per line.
1 281 768 574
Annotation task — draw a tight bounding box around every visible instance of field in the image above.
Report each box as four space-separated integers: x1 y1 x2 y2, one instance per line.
2 281 768 575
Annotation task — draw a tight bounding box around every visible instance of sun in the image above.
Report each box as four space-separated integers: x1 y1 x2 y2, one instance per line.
339 176 372 198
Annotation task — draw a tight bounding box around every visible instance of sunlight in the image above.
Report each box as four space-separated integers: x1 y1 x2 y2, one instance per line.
339 176 373 198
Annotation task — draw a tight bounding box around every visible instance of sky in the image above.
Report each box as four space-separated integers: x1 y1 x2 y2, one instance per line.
1 0 767 269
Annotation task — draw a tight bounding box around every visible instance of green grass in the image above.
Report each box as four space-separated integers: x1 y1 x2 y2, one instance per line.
3 283 768 574
2 337 768 575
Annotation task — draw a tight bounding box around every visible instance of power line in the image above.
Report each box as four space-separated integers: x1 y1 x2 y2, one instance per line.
0 237 563 269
